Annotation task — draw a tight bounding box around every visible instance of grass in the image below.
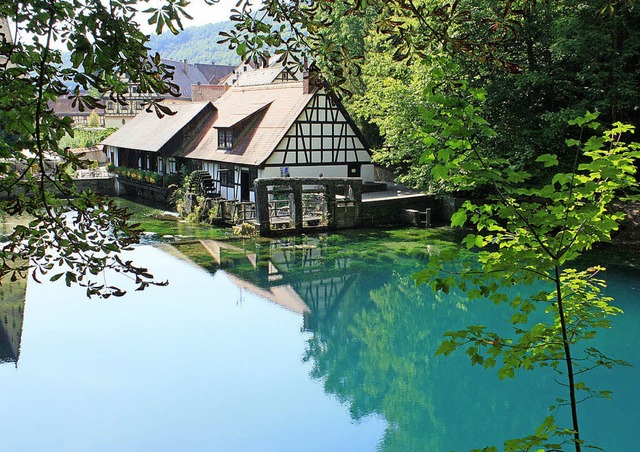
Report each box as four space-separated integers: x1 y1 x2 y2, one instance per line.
114 197 232 241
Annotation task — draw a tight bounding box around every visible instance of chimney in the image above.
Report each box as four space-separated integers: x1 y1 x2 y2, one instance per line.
183 59 188 74
302 70 311 94
302 57 316 94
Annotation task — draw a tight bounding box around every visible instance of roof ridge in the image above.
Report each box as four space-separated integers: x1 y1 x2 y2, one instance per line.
231 81 303 91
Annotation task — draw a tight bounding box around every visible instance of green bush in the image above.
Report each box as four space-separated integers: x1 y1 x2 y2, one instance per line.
87 111 101 127
112 166 164 187
59 127 117 149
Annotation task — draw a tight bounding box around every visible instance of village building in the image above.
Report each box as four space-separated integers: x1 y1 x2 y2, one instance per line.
103 69 374 203
0 17 13 68
102 60 234 128
48 95 105 127
103 101 215 176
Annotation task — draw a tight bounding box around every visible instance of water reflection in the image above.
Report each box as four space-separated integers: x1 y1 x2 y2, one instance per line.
0 274 26 365
168 237 361 328
301 271 554 451
2 235 638 451
169 236 640 451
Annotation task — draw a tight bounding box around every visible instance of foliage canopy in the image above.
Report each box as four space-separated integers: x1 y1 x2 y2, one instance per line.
0 0 203 296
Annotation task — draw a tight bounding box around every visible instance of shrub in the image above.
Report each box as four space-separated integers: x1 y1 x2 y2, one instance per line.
112 166 164 186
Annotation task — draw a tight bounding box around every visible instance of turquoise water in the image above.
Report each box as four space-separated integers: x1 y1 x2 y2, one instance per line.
0 235 637 451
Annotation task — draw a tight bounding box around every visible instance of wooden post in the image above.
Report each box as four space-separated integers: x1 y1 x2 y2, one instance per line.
352 179 362 227
161 157 166 188
326 183 336 230
293 181 303 232
255 179 271 236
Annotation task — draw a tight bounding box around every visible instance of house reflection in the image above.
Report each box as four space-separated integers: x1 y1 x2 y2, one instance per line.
0 274 26 365
163 237 358 329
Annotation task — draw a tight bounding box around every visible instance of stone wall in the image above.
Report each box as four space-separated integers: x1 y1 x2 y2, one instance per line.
439 195 465 221
360 194 462 227
115 178 170 205
254 177 363 236
360 195 435 227
74 176 116 196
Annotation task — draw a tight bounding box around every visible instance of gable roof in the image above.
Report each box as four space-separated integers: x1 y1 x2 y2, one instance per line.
193 63 236 84
184 82 315 166
101 102 213 153
162 59 210 99
234 66 289 87
212 101 272 128
48 96 95 117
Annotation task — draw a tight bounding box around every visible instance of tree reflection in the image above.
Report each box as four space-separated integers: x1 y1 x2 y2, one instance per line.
303 269 553 451
0 274 26 365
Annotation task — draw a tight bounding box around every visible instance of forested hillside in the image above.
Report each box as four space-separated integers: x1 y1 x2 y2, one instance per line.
148 22 240 65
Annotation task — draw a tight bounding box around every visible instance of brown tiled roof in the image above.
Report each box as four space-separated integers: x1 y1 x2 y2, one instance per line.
185 82 315 166
48 96 98 117
101 102 212 152
212 101 272 128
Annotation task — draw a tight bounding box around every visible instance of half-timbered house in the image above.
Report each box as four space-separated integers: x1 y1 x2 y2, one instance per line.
184 73 372 201
103 60 234 128
103 69 373 202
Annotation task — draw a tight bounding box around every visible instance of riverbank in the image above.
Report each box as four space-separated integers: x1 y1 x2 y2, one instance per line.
2 197 638 269
613 201 640 247
587 201 640 270
115 196 640 273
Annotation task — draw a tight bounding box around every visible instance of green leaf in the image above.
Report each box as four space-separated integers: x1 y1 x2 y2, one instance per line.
498 366 515 380
451 210 467 227
535 154 559 167
435 340 457 356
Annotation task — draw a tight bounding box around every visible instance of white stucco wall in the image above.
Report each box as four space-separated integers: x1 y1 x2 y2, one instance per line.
261 164 374 181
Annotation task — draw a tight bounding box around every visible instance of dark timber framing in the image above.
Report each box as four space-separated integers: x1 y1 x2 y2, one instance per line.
265 92 370 168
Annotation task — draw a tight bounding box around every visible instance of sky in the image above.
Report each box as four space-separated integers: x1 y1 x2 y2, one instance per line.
140 0 241 32
6 0 245 50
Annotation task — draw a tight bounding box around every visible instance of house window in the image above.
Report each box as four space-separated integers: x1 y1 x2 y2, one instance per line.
219 164 234 187
167 157 177 174
217 129 233 150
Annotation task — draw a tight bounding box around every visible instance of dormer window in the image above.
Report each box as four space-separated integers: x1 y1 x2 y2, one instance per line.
218 129 233 149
